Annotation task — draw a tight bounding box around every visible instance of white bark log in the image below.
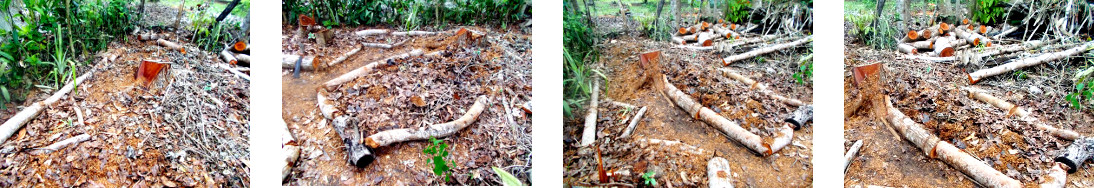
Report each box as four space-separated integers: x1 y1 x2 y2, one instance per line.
581 80 600 147
844 139 863 173
30 134 90 155
355 29 392 37
361 39 409 49
234 54 250 64
620 106 648 138
898 43 918 54
391 31 438 37
934 37 955 57
317 92 338 120
637 138 710 156
962 87 1081 140
324 49 424 90
327 47 363 67
719 68 805 107
282 55 318 71
722 36 812 65
968 41 1094 84
281 121 300 180
364 96 488 148
0 71 93 145
707 157 734 188
220 48 237 65
139 33 164 41
663 75 775 155
1040 163 1067 188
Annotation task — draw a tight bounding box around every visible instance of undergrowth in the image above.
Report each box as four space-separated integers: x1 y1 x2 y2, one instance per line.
564 2 600 118
282 0 529 30
423 137 456 182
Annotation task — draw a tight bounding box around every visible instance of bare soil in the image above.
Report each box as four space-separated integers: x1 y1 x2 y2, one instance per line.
281 25 532 186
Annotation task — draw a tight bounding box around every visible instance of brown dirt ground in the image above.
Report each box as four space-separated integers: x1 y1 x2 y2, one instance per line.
0 32 250 187
281 25 532 186
843 23 1094 187
563 31 813 187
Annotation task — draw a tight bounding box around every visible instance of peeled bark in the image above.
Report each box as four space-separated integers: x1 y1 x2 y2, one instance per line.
324 49 424 90
707 157 734 188
0 71 93 145
619 106 648 138
663 75 778 156
719 68 805 107
281 121 300 180
722 36 812 65
881 95 1021 187
963 87 1081 140
282 55 319 71
581 80 600 147
30 134 90 155
364 96 488 148
968 41 1094 84
843 140 863 173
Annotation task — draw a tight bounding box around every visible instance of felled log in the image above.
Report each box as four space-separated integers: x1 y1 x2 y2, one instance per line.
707 157 734 188
281 121 300 180
637 138 710 156
232 41 249 53
662 75 781 156
962 87 1080 140
719 68 805 107
157 39 185 54
897 43 918 54
968 41 1094 84
954 27 991 47
843 140 863 173
317 92 338 119
138 33 165 41
361 39 409 49
910 40 933 50
282 55 319 71
1056 137 1094 173
234 54 250 65
581 80 600 147
355 29 392 37
901 30 921 43
880 95 1021 187
784 105 813 130
332 116 374 168
364 95 488 148
327 46 363 67
672 36 688 45
933 37 955 57
1040 162 1068 188
220 47 238 65
392 31 438 37
324 49 424 90
30 134 90 155
722 36 812 65
619 106 648 138
0 71 93 145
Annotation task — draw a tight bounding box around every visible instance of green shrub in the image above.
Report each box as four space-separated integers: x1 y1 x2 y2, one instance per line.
971 0 1008 25
283 0 529 29
563 4 599 118
423 137 456 182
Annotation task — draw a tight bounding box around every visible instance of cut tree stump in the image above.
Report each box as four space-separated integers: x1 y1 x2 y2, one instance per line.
364 96 489 149
968 41 1094 84
962 87 1080 140
719 68 805 107
663 75 787 156
722 36 812 65
880 95 1021 187
581 80 600 147
282 55 319 71
324 49 425 90
0 71 93 145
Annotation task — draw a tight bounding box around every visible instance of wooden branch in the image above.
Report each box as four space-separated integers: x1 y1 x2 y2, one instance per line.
157 39 185 54
364 96 488 148
662 75 776 156
962 87 1080 140
392 31 438 37
719 68 805 107
281 121 300 180
722 36 812 65
354 29 392 37
968 41 1094 84
30 134 90 155
991 25 1019 39
361 39 409 49
581 80 600 147
707 157 734 188
881 95 1021 187
843 140 863 173
139 33 164 41
317 92 338 120
0 71 93 145
282 55 319 71
220 47 237 65
327 46 363 67
619 106 647 138
324 49 424 90
217 64 250 81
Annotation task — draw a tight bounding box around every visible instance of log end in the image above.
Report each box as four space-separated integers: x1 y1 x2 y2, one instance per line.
967 73 980 85
911 48 918 55
725 33 732 39
679 28 688 35
907 30 918 40
722 59 728 66
963 18 969 25
940 22 949 31
939 47 955 57
920 30 932 39
353 150 376 168
973 38 981 46
979 25 987 34
702 39 713 47
233 41 247 52
731 24 737 30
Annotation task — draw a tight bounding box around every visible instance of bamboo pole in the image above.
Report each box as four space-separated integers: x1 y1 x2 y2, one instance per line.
968 41 1094 84
962 87 1080 140
722 36 812 65
719 68 805 107
881 95 1021 187
364 96 488 148
581 80 600 147
707 157 735 188
662 75 779 155
324 49 424 90
0 71 93 145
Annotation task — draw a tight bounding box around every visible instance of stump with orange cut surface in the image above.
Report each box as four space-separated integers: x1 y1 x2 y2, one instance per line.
134 60 171 88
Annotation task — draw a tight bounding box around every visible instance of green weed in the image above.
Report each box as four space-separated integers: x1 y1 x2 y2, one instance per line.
423 137 456 182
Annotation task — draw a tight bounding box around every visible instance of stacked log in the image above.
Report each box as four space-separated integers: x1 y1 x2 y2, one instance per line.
898 22 994 57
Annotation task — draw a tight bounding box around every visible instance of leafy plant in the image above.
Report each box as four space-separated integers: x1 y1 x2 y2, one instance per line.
1013 70 1028 80
793 56 813 85
422 137 456 182
971 0 1008 25
491 166 524 186
723 0 751 23
563 5 599 118
642 171 657 186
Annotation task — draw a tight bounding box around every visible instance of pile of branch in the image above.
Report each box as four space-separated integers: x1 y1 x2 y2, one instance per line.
671 21 750 48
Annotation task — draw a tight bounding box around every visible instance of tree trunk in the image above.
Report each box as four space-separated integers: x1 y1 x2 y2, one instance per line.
580 80 600 147
962 87 1081 140
282 55 318 71
354 29 392 37
364 96 489 148
708 157 734 188
663 75 784 156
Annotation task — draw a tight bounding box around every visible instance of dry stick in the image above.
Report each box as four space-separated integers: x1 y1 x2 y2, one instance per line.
354 29 392 37
0 71 93 145
619 106 648 138
962 87 1080 140
217 63 250 81
157 39 185 53
364 96 488 148
968 41 1094 84
326 46 362 67
361 39 409 49
220 47 237 65
707 157 734 188
722 36 812 65
663 75 786 156
323 49 425 90
843 140 863 173
991 25 1019 39
391 31 438 37
719 68 805 107
281 121 300 180
881 95 1021 187
30 134 90 155
637 138 710 156
281 55 318 71
580 80 600 147
602 97 637 109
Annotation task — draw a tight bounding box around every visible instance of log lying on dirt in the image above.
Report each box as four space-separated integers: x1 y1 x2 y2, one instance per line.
30 134 90 155
719 68 805 107
157 39 185 54
364 96 488 149
933 37 955 57
361 39 409 49
880 95 1021 187
0 71 93 145
234 54 250 65
281 121 300 180
954 27 991 47
785 105 813 130
968 41 1094 84
139 33 165 41
619 106 648 138
332 116 374 168
637 138 710 156
317 92 338 120
355 29 392 37
581 80 600 147
326 47 362 67
962 87 1080 140
1055 137 1094 174
392 31 438 37
843 140 863 173
897 43 918 54
1040 162 1068 188
662 75 787 156
220 47 238 65
324 49 424 90
707 157 734 188
722 36 812 65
